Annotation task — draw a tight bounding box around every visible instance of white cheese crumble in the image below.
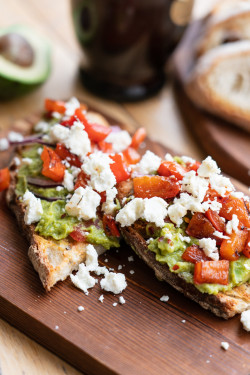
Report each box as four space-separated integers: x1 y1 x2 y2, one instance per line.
0 138 9 151
213 231 229 239
22 157 33 165
113 302 118 307
37 147 43 155
221 342 230 350
8 131 24 142
116 197 168 227
77 305 84 312
104 130 132 153
240 309 250 332
129 270 135 274
128 256 134 262
197 156 220 177
199 238 219 261
182 320 186 323
119 296 126 304
55 325 59 330
99 295 104 303
118 265 123 270
209 174 234 197
226 214 239 234
82 152 116 192
132 150 161 176
56 186 64 191
102 187 118 215
65 97 80 116
70 263 95 295
65 186 101 220
181 170 209 201
160 295 169 302
63 170 74 192
85 244 99 272
34 121 49 133
164 153 174 161
13 156 21 166
181 155 195 164
167 201 187 227
100 272 127 294
22 191 43 225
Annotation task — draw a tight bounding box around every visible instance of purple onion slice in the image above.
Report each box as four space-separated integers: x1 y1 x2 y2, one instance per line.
27 176 62 188
33 193 63 202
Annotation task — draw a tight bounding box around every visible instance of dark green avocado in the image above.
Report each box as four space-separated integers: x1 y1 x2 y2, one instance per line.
0 25 51 100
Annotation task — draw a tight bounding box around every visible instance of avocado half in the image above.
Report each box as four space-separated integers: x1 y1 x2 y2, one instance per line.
0 25 51 100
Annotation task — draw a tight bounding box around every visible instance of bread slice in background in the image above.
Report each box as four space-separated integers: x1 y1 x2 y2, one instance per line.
186 41 250 132
197 0 250 56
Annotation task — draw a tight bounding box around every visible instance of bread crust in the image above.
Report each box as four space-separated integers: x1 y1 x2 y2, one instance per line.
120 226 250 319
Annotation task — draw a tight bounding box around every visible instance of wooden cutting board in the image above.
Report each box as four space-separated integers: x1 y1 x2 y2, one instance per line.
0 108 249 375
173 19 250 186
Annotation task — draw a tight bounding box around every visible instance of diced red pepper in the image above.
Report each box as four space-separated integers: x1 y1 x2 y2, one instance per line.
185 160 201 172
55 143 82 168
99 191 106 203
98 141 113 153
182 245 210 263
205 209 226 233
158 161 186 180
74 108 89 127
123 147 141 165
75 108 111 142
69 227 87 242
172 265 179 271
0 168 10 192
110 154 130 184
242 232 250 258
186 213 216 239
133 175 180 199
74 171 88 190
130 127 146 150
203 188 225 204
45 99 66 114
220 229 248 261
60 115 76 127
194 260 229 285
41 146 66 182
220 196 250 228
103 214 120 237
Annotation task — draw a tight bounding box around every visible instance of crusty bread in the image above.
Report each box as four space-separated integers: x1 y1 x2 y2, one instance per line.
197 0 250 56
186 41 250 132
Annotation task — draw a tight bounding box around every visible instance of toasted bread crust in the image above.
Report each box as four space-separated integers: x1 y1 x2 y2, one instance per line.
120 226 250 319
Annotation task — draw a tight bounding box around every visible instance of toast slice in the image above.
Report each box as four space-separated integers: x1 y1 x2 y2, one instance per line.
187 41 250 132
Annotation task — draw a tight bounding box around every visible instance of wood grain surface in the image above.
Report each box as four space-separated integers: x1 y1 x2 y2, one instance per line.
174 19 250 186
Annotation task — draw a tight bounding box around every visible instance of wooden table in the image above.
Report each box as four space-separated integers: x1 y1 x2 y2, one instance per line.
0 1 234 375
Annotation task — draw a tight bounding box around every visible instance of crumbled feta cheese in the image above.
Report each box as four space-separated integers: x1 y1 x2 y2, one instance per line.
210 174 234 197
100 272 127 294
178 234 191 243
164 153 174 161
221 342 229 350
113 302 118 307
22 157 33 165
37 147 43 155
204 198 222 213
85 244 99 271
160 295 169 302
94 266 109 276
240 310 250 331
167 202 187 227
231 191 244 199
13 156 21 166
55 325 59 330
244 263 250 271
0 138 9 151
132 150 161 176
226 214 239 234
129 270 135 274
70 263 96 294
116 197 167 227
119 296 126 304
63 170 74 192
77 305 84 312
52 112 61 119
199 238 219 261
34 121 49 133
82 152 116 192
65 186 101 220
22 191 43 225
102 187 118 215
197 156 220 177
105 130 131 153
181 170 209 201
56 186 64 191
128 256 134 262
65 97 80 116
8 131 24 142
213 231 229 239
50 123 70 143
118 265 123 270
181 155 196 164
182 320 186 323
99 295 104 303
71 166 81 178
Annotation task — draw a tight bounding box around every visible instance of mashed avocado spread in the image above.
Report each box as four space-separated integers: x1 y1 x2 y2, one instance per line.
148 223 250 294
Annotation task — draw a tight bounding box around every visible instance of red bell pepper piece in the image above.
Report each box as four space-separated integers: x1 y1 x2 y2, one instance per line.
41 146 66 182
242 232 250 258
205 209 226 233
69 227 87 242
182 245 211 263
158 161 186 180
103 214 120 237
55 143 82 168
130 127 146 150
133 175 180 199
74 171 88 190
98 141 113 153
185 213 216 239
220 229 248 261
194 260 229 285
0 168 10 192
109 154 130 184
123 147 141 165
75 108 111 142
185 160 201 172
60 115 76 127
203 188 225 204
45 99 66 114
220 196 250 228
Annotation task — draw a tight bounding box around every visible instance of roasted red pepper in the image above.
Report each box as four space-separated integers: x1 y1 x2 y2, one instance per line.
182 245 210 263
41 146 66 182
220 229 248 261
130 127 146 150
75 108 111 142
98 141 113 154
205 209 226 233
103 214 120 237
69 227 87 242
45 99 66 114
242 232 250 258
110 154 130 184
0 168 10 192
55 143 82 168
194 260 229 285
158 161 186 181
123 147 141 165
133 175 180 199
74 171 88 190
186 213 216 239
220 196 250 228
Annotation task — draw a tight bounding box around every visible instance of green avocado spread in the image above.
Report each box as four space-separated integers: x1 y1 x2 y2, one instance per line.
148 223 250 294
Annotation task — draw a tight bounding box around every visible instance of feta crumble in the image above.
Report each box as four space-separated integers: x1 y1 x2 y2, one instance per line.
104 130 131 153
209 174 234 197
63 170 74 192
197 156 220 177
181 170 209 201
70 263 96 294
129 270 135 275
34 121 49 133
160 295 169 302
22 191 43 225
113 302 118 307
221 342 229 350
77 305 84 312
132 150 161 176
164 153 174 161
119 296 126 304
65 97 80 116
226 214 239 234
0 138 9 151
65 187 101 220
85 244 99 271
199 238 219 261
128 256 134 262
102 187 118 215
100 272 127 294
8 131 24 142
240 309 250 332
99 295 104 303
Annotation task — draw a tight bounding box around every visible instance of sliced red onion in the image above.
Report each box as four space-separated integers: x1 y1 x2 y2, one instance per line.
9 134 53 146
27 176 63 188
33 193 63 201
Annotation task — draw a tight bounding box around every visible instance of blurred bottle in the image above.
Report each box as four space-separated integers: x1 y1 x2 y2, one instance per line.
71 0 194 101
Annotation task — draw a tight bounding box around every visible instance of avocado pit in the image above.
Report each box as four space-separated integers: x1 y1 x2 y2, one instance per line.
0 33 34 67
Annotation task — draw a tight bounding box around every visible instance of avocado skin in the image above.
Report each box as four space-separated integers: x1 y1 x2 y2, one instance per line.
0 75 44 100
